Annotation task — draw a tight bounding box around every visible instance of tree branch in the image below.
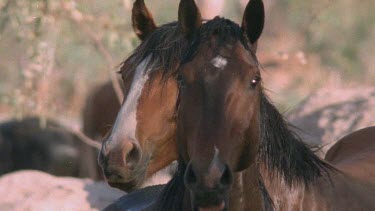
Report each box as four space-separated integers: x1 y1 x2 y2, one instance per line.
49 125 101 150
60 1 124 104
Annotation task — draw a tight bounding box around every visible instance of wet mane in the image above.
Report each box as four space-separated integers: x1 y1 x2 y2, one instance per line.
119 22 188 81
183 17 258 64
259 93 333 187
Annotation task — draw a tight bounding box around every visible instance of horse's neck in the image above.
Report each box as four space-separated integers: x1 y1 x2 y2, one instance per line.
262 168 375 211
229 164 266 211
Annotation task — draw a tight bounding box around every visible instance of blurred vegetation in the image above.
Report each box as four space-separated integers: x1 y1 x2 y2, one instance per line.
0 0 373 121
281 0 375 79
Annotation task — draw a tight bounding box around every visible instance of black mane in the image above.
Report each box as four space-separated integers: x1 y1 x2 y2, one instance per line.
259 93 333 187
119 17 258 83
120 22 188 81
183 17 258 64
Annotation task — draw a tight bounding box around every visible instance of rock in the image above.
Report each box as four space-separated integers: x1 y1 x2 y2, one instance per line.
0 170 124 211
287 87 375 156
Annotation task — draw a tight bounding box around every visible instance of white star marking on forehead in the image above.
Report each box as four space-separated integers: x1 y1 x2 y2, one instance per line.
211 55 228 70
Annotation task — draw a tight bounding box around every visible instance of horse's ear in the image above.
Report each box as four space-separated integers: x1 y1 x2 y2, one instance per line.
132 0 157 41
178 0 202 39
241 0 265 51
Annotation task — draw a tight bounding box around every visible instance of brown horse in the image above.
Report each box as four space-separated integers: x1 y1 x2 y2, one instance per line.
325 126 375 182
142 0 375 210
98 0 185 191
101 1 375 201
103 0 375 210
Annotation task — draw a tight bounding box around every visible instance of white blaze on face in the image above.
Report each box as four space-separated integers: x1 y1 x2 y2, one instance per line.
107 55 152 146
205 146 224 188
211 55 228 70
213 146 219 162
209 146 221 169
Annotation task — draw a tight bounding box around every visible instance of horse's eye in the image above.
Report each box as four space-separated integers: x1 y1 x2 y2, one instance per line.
177 74 186 87
250 76 261 89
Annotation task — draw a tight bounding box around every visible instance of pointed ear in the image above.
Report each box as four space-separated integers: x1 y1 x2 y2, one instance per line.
178 0 202 39
241 0 265 50
132 0 157 41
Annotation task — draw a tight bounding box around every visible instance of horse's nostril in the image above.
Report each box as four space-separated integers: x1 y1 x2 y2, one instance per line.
124 143 141 169
185 163 197 187
220 165 232 187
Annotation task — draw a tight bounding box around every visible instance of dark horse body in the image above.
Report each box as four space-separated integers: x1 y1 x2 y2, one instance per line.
325 126 375 182
0 117 84 177
104 0 375 210
82 79 124 140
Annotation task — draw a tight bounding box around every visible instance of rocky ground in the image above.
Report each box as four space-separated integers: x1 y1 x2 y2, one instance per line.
0 169 172 211
288 86 375 156
0 170 124 211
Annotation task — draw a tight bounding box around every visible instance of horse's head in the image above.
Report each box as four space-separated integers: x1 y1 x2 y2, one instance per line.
176 0 265 209
99 0 181 191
